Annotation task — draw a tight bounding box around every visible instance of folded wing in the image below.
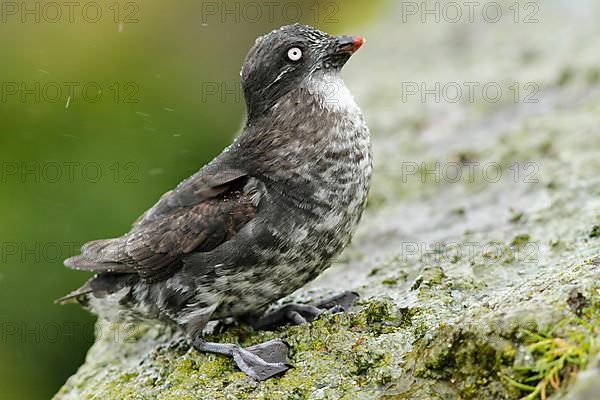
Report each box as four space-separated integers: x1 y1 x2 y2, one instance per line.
64 165 263 284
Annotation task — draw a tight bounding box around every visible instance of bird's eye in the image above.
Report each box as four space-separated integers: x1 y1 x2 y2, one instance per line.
287 47 303 62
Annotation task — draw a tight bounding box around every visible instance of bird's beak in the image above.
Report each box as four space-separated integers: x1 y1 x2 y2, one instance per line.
335 35 366 55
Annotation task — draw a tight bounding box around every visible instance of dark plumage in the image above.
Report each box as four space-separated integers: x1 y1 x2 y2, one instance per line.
58 24 371 380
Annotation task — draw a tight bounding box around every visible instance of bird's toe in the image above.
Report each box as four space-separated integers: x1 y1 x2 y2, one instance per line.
233 343 292 381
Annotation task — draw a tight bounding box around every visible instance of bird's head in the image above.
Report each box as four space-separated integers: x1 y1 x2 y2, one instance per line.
240 24 365 122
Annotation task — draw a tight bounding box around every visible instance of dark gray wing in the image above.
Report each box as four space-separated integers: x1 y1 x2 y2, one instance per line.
64 165 263 283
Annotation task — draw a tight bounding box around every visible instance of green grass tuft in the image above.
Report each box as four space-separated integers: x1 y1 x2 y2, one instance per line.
504 313 598 400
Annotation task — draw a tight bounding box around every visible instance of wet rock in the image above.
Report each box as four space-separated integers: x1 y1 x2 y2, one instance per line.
54 2 600 398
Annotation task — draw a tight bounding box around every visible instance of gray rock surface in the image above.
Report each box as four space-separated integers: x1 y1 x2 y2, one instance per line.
55 2 600 399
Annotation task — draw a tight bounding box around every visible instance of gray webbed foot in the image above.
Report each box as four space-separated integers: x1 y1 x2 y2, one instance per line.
192 337 291 381
251 290 359 330
245 338 290 364
313 290 359 311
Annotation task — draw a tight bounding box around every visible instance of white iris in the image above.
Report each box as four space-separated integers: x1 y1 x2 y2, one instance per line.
287 47 302 61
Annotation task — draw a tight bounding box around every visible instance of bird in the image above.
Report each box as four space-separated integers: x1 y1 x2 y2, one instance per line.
57 23 372 381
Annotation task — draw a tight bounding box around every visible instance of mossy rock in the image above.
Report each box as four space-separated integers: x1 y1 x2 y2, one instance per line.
55 1 600 398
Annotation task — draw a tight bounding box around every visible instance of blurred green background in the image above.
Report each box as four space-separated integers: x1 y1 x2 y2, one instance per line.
0 1 382 398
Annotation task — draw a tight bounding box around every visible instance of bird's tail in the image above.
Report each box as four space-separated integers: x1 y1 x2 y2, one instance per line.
54 279 93 305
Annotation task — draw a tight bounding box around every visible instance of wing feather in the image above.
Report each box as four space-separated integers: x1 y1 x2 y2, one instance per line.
64 166 263 283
